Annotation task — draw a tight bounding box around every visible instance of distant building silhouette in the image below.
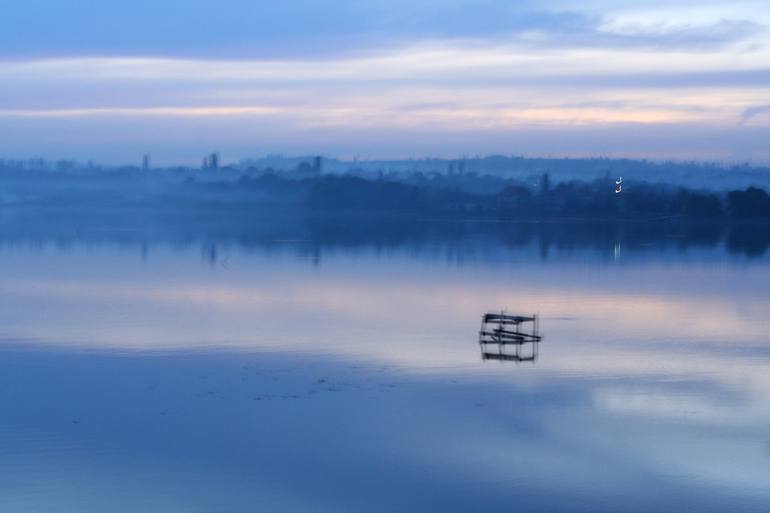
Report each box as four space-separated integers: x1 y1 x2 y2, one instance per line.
202 152 220 170
447 159 466 176
27 158 48 170
56 160 75 172
142 154 151 171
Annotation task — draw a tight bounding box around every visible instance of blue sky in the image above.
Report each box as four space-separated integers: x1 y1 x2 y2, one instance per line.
1 0 770 163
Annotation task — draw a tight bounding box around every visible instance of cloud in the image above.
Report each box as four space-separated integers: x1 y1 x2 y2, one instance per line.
0 1 765 59
533 18 765 51
0 2 583 59
1 1 769 160
740 104 770 124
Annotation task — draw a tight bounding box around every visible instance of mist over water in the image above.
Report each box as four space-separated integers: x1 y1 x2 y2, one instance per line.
0 213 768 512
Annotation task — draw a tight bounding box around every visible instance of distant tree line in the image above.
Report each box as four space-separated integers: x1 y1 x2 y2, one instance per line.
1 167 770 221
493 176 770 220
293 173 770 220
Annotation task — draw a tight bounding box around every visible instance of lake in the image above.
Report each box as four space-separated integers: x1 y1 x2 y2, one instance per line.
1 211 768 512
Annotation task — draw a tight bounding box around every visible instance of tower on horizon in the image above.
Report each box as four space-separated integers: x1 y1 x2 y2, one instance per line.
202 152 220 170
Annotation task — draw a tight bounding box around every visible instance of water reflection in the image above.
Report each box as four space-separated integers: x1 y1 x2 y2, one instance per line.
480 340 539 363
0 207 768 259
0 213 769 512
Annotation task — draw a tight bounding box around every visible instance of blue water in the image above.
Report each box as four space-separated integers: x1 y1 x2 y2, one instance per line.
1 217 769 512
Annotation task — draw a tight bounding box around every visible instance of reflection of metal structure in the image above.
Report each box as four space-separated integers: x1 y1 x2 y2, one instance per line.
481 342 539 362
479 312 542 364
615 176 623 194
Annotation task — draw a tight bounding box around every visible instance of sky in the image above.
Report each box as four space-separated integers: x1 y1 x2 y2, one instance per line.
1 0 770 164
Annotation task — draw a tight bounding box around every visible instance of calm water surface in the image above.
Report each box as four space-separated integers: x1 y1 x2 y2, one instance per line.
0 215 768 512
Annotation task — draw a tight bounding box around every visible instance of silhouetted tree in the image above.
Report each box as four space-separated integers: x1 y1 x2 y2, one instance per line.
727 187 770 218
